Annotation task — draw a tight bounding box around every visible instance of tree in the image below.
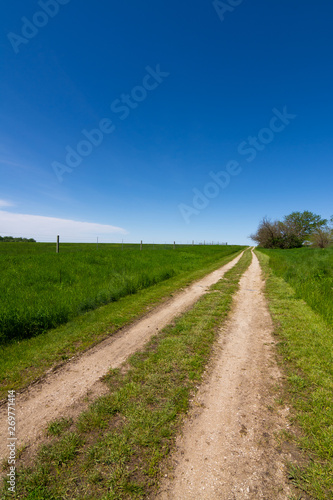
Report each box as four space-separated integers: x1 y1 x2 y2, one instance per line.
310 216 333 248
250 217 291 248
250 211 328 249
0 236 36 243
282 211 327 244
249 217 281 248
310 227 332 248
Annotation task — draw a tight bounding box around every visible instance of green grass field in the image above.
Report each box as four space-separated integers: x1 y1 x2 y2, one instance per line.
0 243 243 345
256 248 333 499
258 246 333 325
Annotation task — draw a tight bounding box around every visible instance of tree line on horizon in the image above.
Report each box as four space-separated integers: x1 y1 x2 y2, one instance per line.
250 211 333 249
0 236 36 243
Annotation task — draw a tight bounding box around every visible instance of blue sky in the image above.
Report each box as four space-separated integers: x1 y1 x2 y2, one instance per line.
1 0 332 244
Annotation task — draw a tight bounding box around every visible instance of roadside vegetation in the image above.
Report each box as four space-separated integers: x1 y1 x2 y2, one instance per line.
258 246 333 324
256 249 333 500
0 243 243 345
1 250 252 499
0 244 244 399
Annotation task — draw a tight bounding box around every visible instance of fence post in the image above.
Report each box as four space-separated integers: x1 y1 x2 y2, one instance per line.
140 240 143 251
56 235 59 253
173 241 175 249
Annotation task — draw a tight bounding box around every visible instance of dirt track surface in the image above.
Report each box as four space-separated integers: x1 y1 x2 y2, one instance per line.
156 251 292 499
0 252 243 463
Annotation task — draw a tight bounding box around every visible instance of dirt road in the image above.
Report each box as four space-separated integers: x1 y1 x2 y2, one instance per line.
0 251 243 463
156 251 292 499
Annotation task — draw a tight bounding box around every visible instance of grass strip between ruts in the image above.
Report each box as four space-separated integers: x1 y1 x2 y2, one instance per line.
256 250 333 500
1 250 252 499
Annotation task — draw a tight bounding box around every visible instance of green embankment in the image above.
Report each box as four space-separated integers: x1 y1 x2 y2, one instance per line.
0 243 244 345
258 246 333 324
256 248 333 500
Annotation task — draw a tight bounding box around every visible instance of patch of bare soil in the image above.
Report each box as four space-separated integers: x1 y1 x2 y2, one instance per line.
156 251 294 499
0 252 243 464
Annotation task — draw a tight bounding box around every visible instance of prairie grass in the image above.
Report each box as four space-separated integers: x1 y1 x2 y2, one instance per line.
258 246 333 325
256 250 333 500
0 243 243 344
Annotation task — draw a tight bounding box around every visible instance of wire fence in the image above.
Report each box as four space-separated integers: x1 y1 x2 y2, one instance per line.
0 234 229 254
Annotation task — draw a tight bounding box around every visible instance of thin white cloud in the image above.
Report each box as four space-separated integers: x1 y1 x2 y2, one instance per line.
0 159 29 169
0 211 127 242
0 199 14 208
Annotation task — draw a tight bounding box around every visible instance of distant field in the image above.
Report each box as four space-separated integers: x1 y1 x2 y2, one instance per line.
0 243 243 345
257 246 333 325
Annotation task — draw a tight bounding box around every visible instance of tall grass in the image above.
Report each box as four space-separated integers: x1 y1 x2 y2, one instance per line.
256 250 333 499
0 243 243 344
258 247 333 325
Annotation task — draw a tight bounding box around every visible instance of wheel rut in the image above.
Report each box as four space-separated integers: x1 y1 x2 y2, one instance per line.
156 251 292 499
